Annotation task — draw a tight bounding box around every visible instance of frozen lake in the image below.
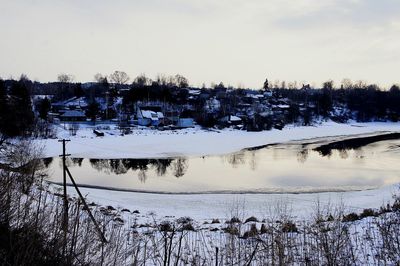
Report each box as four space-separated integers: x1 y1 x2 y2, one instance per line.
46 133 400 194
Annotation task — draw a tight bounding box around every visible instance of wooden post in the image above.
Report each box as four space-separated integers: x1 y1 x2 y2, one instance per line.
216 247 219 266
59 139 70 254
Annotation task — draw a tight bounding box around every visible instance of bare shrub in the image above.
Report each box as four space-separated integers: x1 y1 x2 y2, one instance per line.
308 200 356 265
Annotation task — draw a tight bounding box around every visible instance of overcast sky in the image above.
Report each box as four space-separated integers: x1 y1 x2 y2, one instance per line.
1 0 399 88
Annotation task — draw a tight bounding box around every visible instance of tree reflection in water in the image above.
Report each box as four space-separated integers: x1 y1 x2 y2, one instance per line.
43 136 397 191
138 169 147 183
249 151 258 170
41 157 53 168
339 149 349 159
172 158 188 178
109 159 128 174
71 158 84 167
152 159 172 176
86 157 187 182
226 152 245 168
89 159 112 174
297 148 309 163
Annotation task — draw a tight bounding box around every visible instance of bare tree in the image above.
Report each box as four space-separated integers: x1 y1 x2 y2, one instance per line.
109 71 130 85
56 74 74 100
19 73 30 82
133 74 151 87
94 73 108 83
174 74 189 88
57 73 74 83
156 74 167 86
341 78 353 89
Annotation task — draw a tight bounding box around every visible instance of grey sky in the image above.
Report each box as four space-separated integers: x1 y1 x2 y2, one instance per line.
1 0 399 88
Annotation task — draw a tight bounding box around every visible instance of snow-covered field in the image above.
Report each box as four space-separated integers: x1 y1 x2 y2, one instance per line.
41 121 400 223
39 121 400 159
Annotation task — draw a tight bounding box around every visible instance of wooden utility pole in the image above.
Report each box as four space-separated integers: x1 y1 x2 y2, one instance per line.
58 139 108 243
59 139 70 254
216 247 219 266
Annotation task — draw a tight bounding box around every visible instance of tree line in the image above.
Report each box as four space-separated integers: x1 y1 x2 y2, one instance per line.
1 73 400 138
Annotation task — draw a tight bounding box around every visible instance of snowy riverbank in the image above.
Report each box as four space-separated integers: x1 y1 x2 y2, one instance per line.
38 121 400 159
41 120 400 223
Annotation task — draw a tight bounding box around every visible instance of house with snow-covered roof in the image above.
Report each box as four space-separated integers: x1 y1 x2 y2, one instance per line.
51 97 89 112
137 106 165 126
219 115 243 129
59 110 87 121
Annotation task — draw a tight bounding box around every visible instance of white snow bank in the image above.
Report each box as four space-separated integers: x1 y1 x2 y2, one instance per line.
37 121 399 159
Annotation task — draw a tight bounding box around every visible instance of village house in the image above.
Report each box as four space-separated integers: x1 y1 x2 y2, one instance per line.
59 110 87 122
137 106 165 126
219 115 243 128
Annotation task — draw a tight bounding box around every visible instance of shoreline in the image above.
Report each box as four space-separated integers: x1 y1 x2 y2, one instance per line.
51 183 398 222
49 181 376 195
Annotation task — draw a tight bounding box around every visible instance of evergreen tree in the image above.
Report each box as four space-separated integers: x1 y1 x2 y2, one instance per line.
263 78 269 90
37 97 51 120
7 79 34 136
86 101 100 121
73 83 85 98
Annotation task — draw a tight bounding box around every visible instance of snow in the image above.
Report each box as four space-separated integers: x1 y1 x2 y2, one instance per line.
277 104 290 108
32 95 53 100
59 183 398 223
37 121 400 159
188 89 201 95
156 111 164 119
140 110 157 120
230 115 242 121
140 109 163 120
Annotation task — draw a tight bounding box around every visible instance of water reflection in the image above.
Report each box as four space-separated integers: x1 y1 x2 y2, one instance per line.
42 157 54 168
154 159 172 176
45 135 400 193
296 148 309 163
313 132 400 157
172 158 188 177
71 158 83 167
226 153 246 168
339 149 349 159
138 169 147 183
88 158 177 177
249 151 258 170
